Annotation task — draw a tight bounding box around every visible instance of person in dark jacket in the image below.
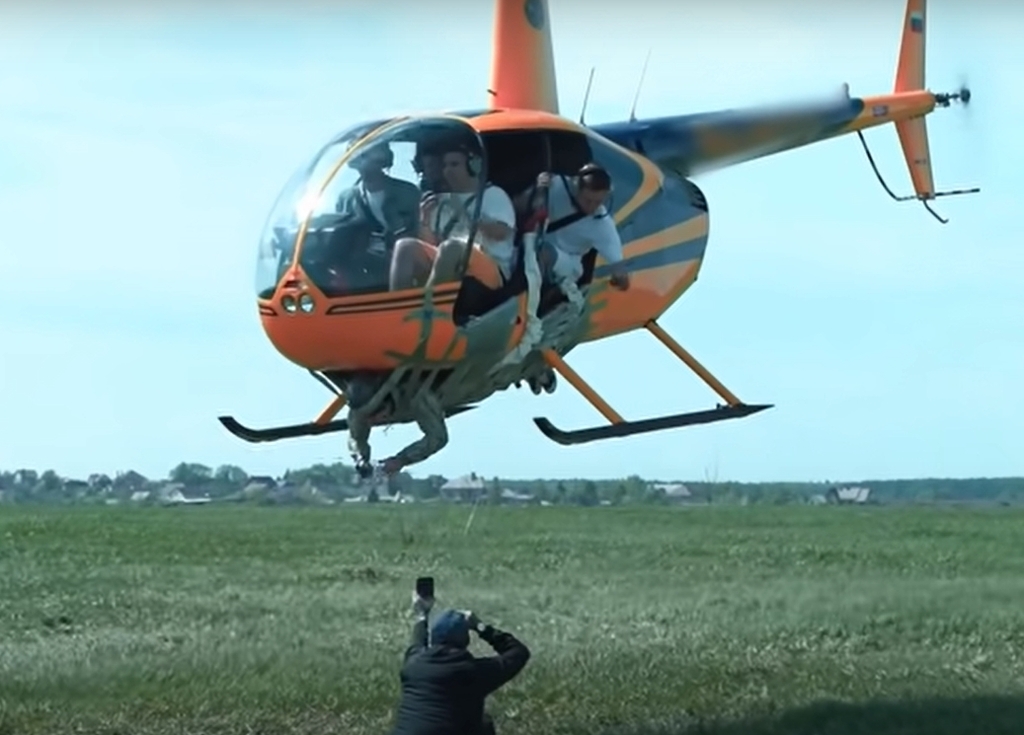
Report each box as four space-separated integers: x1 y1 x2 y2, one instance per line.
389 596 531 735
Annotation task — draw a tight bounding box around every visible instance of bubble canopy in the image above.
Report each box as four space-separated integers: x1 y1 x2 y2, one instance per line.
255 115 487 301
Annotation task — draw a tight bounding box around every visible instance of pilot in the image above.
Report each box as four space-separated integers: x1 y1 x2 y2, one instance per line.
389 143 517 293
335 142 422 256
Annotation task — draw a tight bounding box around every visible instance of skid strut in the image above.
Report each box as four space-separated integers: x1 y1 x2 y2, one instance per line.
532 319 772 445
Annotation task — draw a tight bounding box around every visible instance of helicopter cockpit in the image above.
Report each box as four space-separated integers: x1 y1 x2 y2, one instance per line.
255 116 489 302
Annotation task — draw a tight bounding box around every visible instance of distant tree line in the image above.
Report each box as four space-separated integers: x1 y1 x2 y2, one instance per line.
1 463 1023 508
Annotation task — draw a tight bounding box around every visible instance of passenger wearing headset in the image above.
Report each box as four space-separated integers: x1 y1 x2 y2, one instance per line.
523 163 630 293
389 143 517 293
412 140 449 194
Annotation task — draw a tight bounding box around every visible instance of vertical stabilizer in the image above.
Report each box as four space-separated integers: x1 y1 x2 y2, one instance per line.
893 0 935 198
894 0 926 92
489 0 559 113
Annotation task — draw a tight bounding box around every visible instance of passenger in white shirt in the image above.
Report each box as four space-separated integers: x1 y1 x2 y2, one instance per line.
514 163 630 396
389 146 517 292
529 164 630 292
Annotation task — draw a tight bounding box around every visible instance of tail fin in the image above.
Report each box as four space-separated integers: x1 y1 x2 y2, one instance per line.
862 0 978 223
892 0 936 200
488 0 559 113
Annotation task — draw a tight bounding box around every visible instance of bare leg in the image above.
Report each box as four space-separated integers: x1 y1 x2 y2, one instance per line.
426 238 468 289
390 238 434 291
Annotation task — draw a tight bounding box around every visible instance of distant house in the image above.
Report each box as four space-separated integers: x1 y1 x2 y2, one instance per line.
650 482 692 502
242 475 278 500
826 486 872 504
64 479 90 497
440 473 486 502
246 475 278 491
161 484 211 505
500 488 535 504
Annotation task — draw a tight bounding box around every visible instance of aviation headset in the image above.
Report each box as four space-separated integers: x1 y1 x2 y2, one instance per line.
453 144 483 177
576 162 611 190
413 141 481 177
573 162 614 216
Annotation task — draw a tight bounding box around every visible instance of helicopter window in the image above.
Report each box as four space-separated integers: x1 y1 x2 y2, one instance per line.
584 133 645 223
254 121 391 299
293 118 486 300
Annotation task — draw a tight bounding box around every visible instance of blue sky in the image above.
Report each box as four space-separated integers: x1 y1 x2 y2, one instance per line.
1 1 1020 484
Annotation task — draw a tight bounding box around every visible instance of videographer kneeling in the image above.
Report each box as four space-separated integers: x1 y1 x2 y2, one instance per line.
389 589 531 735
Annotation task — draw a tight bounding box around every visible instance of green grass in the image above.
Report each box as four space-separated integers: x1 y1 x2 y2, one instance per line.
3 503 1024 734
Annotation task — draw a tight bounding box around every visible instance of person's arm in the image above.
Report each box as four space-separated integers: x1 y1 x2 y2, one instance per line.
403 592 433 660
592 212 629 288
475 187 516 241
472 622 532 695
403 614 429 661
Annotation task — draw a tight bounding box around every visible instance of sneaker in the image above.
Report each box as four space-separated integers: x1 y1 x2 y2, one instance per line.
355 459 374 480
540 369 557 394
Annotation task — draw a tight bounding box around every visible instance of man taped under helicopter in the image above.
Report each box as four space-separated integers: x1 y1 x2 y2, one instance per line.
345 374 448 480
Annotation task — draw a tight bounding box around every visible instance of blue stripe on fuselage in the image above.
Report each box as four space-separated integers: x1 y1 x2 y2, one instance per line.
591 97 865 175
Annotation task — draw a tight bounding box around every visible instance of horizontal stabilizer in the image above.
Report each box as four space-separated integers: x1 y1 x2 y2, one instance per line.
855 0 979 223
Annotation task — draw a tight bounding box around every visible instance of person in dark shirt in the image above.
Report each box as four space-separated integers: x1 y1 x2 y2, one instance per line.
389 595 531 735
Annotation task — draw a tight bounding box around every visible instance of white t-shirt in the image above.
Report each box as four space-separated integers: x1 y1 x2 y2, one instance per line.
543 175 623 281
434 184 518 280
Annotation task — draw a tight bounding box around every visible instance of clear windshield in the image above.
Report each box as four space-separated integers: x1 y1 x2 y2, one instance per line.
256 116 486 300
254 118 390 299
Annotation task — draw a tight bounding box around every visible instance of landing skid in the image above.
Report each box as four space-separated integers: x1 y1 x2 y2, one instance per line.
533 320 772 445
534 403 772 446
219 405 476 444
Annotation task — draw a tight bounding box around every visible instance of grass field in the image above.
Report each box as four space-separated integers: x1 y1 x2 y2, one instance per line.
3 502 1024 735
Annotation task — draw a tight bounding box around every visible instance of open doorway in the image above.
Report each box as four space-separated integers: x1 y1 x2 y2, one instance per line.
451 127 602 325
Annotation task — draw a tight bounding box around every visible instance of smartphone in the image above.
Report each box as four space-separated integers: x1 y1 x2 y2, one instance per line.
415 576 434 599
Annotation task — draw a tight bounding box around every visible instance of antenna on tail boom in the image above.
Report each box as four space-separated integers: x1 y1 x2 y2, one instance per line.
628 49 652 123
579 67 595 125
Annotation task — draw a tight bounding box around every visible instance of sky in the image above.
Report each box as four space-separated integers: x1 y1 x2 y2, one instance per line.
1 0 1021 484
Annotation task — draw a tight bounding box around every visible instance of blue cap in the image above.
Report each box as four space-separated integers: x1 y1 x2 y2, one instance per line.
429 609 470 648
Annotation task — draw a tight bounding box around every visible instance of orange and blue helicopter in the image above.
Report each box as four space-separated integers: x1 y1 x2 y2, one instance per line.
220 0 977 462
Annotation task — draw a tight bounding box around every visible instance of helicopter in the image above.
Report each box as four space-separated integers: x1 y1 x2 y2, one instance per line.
219 0 977 465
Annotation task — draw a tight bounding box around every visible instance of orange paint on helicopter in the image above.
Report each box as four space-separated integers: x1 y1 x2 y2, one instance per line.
489 0 558 114
846 91 935 132
470 109 587 134
260 274 466 372
584 214 708 340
